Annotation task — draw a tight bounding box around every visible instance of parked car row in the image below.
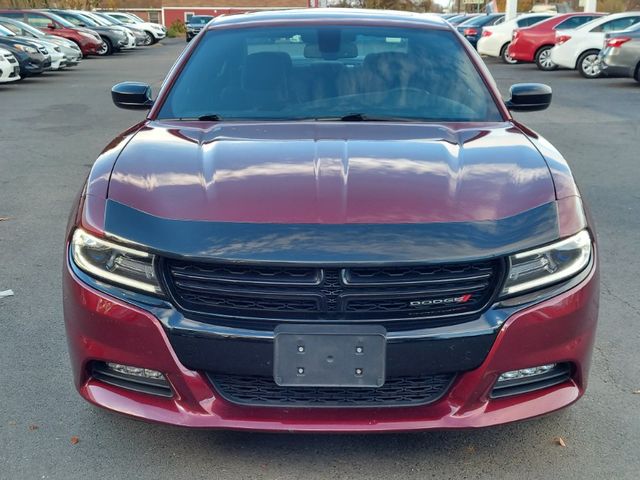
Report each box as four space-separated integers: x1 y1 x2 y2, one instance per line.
465 11 640 82
0 9 166 84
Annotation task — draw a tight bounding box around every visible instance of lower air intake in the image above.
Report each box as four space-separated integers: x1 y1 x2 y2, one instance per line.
207 373 455 407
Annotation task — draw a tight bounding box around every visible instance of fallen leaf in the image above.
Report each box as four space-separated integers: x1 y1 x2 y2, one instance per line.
28 424 38 431
0 217 10 221
466 445 476 454
632 390 640 394
554 436 567 447
0 290 14 298
8 421 16 426
70 436 79 445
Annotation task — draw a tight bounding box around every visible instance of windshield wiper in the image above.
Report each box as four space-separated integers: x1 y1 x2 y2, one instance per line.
311 113 416 122
197 114 222 121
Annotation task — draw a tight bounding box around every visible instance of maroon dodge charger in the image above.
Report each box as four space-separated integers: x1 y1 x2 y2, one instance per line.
63 9 599 432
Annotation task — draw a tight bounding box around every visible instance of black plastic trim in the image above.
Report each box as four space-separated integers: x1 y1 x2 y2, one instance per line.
490 363 572 399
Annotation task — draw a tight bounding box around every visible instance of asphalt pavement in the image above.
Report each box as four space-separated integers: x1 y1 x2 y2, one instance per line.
0 38 639 480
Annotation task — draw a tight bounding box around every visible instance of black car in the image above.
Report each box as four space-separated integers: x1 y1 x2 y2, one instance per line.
48 9 126 55
186 15 213 42
456 13 505 48
0 33 49 77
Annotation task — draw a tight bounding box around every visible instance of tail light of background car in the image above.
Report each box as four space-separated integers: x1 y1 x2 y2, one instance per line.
556 34 571 45
464 28 478 36
482 30 492 37
606 36 631 48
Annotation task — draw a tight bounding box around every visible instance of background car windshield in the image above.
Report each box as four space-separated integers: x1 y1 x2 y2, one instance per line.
158 25 502 122
46 13 76 28
189 16 212 24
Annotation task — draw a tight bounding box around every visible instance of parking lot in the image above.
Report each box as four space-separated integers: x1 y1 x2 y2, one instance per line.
0 37 639 479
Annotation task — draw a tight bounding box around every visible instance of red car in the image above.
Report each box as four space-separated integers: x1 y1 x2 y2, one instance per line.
63 9 598 432
509 13 605 70
0 10 103 57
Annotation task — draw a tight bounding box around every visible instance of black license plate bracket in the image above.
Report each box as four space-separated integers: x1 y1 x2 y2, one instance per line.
273 324 386 388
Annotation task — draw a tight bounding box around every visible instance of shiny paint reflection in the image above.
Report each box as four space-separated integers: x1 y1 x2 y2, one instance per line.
106 121 556 224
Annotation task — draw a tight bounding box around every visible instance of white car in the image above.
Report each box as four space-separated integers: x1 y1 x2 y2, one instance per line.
0 46 20 83
550 12 640 78
478 13 555 63
105 12 166 45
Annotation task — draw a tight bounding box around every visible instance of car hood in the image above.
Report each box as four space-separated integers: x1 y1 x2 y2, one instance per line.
107 121 556 224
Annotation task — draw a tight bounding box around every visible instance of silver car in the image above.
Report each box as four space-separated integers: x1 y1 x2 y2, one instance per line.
600 23 640 82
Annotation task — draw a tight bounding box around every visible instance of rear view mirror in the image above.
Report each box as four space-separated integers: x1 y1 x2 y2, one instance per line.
111 82 154 110
505 83 552 112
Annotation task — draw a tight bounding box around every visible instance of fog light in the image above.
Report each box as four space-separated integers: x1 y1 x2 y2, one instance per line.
106 362 165 380
491 363 571 399
92 361 172 397
498 364 556 382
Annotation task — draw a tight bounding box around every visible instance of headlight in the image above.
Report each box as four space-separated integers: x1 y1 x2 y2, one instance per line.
14 44 38 54
71 229 161 295
501 230 592 296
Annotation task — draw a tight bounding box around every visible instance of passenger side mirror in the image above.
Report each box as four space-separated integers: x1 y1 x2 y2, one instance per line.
47 23 56 29
505 83 552 112
111 82 154 110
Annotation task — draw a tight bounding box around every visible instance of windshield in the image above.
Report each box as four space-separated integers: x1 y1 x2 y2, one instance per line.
459 15 500 27
46 12 76 29
158 25 502 122
0 24 15 36
0 19 44 37
189 16 213 25
82 13 110 27
99 13 123 26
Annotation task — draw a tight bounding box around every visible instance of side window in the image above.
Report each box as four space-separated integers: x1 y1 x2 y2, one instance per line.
518 16 546 27
26 13 54 28
555 16 593 30
592 17 640 32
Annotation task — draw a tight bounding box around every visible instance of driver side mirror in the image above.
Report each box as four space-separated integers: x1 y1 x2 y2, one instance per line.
505 83 552 112
111 82 154 110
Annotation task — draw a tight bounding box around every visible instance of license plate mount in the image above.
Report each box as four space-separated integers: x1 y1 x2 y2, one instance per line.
273 324 386 388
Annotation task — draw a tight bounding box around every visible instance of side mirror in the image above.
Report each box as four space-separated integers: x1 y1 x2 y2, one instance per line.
78 23 86 27
47 23 56 29
111 82 154 110
505 83 552 112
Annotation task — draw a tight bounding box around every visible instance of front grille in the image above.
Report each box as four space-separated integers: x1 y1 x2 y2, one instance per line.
162 259 502 329
208 373 455 407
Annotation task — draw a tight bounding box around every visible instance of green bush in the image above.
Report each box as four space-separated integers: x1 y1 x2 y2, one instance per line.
166 19 186 38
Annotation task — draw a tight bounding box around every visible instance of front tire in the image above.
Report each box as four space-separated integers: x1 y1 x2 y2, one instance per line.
144 31 155 46
535 45 557 71
501 43 518 64
577 50 602 79
97 38 112 56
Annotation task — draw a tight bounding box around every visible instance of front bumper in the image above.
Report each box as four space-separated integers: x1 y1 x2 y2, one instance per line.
63 247 599 432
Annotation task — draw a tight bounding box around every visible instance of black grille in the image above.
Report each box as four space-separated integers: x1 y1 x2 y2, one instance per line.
162 259 502 329
208 373 455 407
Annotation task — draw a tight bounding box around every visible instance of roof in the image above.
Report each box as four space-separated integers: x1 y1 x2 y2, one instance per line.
210 8 448 29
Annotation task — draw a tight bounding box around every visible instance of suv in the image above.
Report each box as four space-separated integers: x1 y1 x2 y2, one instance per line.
186 15 213 42
64 9 598 432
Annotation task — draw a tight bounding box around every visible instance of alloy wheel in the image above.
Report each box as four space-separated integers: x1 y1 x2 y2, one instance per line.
580 53 601 78
144 32 154 46
536 47 556 71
